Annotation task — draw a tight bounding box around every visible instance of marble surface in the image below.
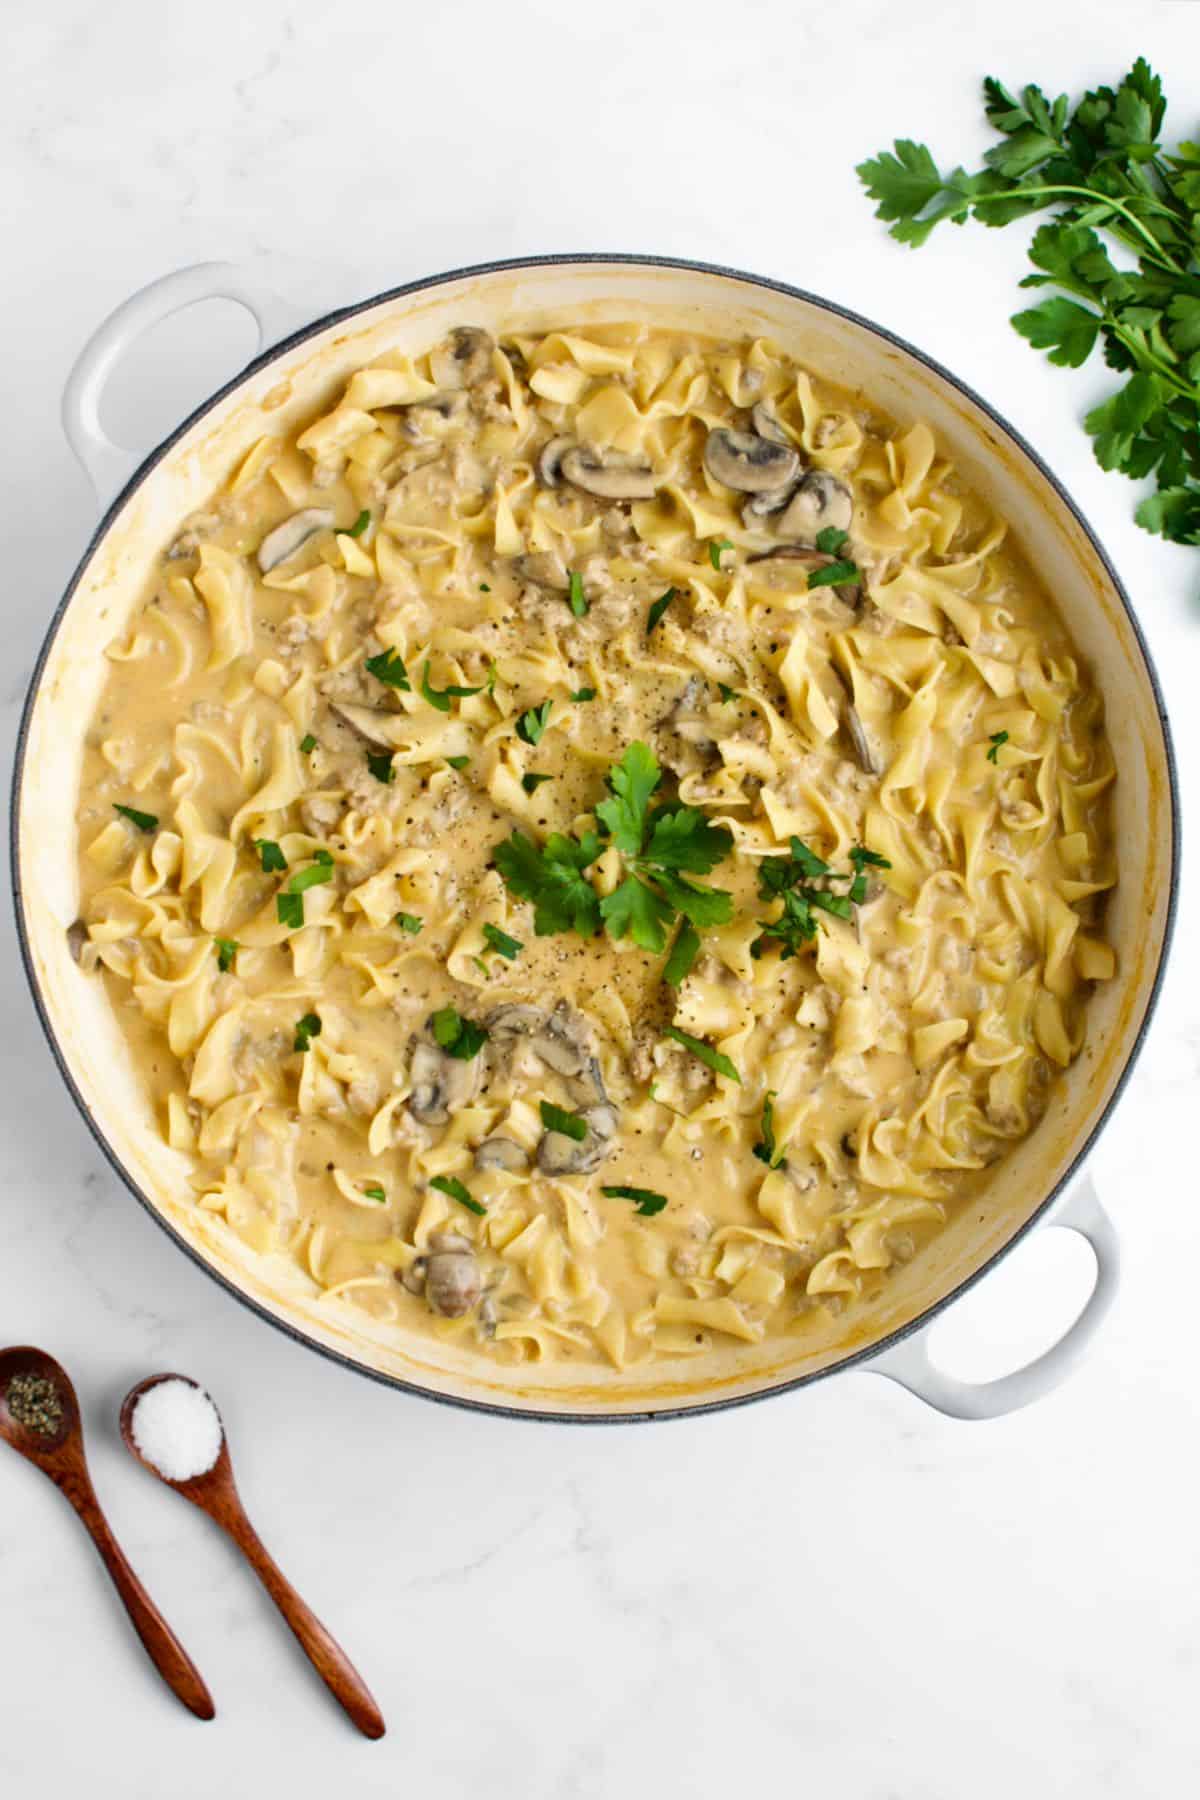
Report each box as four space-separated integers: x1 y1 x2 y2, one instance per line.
3 3 1199 1793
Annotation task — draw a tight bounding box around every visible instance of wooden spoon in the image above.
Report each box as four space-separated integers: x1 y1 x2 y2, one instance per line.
120 1374 385 1740
0 1346 215 1720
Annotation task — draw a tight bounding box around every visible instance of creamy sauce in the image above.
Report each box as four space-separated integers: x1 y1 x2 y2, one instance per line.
74 321 1115 1369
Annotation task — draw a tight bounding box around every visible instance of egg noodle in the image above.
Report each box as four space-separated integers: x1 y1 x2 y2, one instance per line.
74 320 1115 1368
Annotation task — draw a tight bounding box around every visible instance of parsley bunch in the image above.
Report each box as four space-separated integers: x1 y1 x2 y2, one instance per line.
753 839 889 960
493 742 733 955
858 59 1200 556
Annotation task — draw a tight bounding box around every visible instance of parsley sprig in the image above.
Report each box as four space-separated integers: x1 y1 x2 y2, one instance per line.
493 743 733 955
753 837 890 959
858 59 1200 561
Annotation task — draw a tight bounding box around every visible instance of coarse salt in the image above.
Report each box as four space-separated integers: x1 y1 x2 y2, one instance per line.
131 1379 223 1481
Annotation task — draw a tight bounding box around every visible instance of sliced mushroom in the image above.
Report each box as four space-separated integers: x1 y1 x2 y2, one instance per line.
751 402 793 447
66 920 89 965
513 550 570 592
399 1256 428 1295
256 508 336 574
407 1026 483 1125
530 1001 591 1077
536 1102 618 1175
742 487 797 522
429 326 494 389
474 1136 530 1173
560 446 658 501
485 1004 546 1039
704 426 800 495
776 470 853 543
425 1242 482 1317
747 545 861 607
537 435 575 488
402 391 470 439
844 702 881 777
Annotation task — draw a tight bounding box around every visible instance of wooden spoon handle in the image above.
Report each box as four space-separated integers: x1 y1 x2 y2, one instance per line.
62 1476 215 1720
224 1507 384 1738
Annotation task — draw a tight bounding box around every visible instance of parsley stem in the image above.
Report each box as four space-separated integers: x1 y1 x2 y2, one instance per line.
970 181 1185 274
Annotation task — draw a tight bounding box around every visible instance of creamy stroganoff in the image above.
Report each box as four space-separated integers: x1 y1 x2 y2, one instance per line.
74 320 1115 1368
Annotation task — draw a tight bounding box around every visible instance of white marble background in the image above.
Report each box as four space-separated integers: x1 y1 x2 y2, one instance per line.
2 3 1198 1794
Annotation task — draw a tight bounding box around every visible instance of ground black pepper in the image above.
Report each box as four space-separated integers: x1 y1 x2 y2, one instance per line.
6 1373 64 1437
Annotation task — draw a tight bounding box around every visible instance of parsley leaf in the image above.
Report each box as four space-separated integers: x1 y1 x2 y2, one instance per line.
718 682 738 703
422 661 484 712
596 741 661 856
114 803 158 832
365 648 410 691
753 1091 787 1169
709 537 733 570
644 806 733 874
522 772 552 794
293 1011 321 1052
255 838 287 873
647 586 677 633
807 558 860 590
516 699 553 745
300 733 317 754
366 749 395 784
493 829 602 937
395 911 423 934
344 509 371 538
663 919 700 988
599 875 676 953
849 846 892 872
430 1174 485 1216
663 1025 740 1083
601 1184 669 1217
431 1006 489 1060
363 1183 386 1202
215 937 239 972
568 570 588 617
287 860 334 896
446 755 470 771
987 729 1010 762
540 1100 588 1141
570 687 596 703
482 922 523 961
815 526 851 555
277 892 304 929
858 59 1200 575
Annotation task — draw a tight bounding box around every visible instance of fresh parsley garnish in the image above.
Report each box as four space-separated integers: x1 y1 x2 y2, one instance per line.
663 1025 740 1083
430 1174 486 1216
287 859 334 896
815 526 850 555
422 661 484 712
482 922 523 962
539 1100 588 1141
300 733 317 754
807 558 860 590
601 1184 669 1217
363 1183 386 1202
364 647 410 691
849 846 892 871
987 730 1010 763
647 586 677 633
516 699 553 745
114 803 158 832
522 771 552 794
753 836 888 959
366 749 395 784
570 687 596 703
568 570 588 617
431 1006 489 1061
345 510 371 538
709 537 733 571
493 742 733 955
446 755 471 771
718 682 737 703
662 919 700 989
753 1091 787 1169
858 60 1200 568
255 838 287 873
395 911 423 934
277 893 304 929
293 1011 321 1052
214 937 239 973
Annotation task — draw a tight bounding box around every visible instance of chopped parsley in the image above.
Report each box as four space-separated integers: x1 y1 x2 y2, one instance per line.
493 742 733 955
718 682 738 703
601 1184 669 1217
366 749 395 784
539 1100 588 1142
480 582 491 593
214 937 239 973
421 661 485 712
709 537 733 571
395 911 423 934
807 558 860 590
482 922 523 962
293 1011 321 1052
662 919 700 989
114 803 158 832
363 1183 386 1202
522 771 552 794
255 838 287 873
987 730 1010 763
516 699 553 746
570 687 596 703
663 1025 740 1083
753 836 891 959
752 1091 787 1169
816 526 850 555
287 859 334 896
568 570 588 617
646 586 677 633
299 733 318 754
364 647 410 691
430 1174 485 1215
446 755 471 771
431 1006 489 1061
344 509 371 538
277 893 304 929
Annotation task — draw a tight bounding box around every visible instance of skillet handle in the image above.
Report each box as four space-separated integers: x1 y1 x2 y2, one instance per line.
862 1176 1120 1419
61 261 304 506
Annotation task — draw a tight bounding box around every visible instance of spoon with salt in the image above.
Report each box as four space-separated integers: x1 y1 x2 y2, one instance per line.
120 1373 385 1740
0 1346 214 1719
